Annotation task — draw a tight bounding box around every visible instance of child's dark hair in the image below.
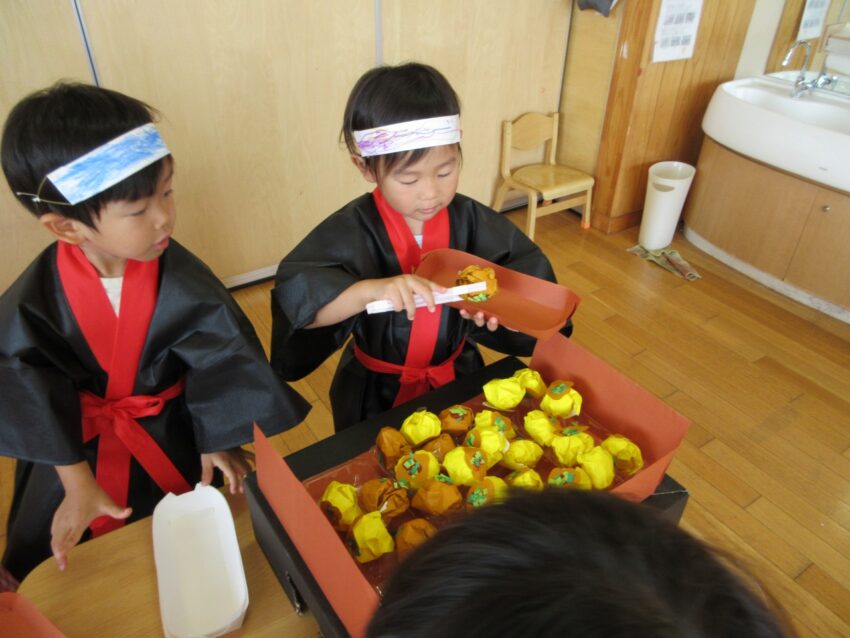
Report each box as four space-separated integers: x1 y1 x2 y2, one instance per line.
367 489 794 638
342 62 461 176
1 82 168 228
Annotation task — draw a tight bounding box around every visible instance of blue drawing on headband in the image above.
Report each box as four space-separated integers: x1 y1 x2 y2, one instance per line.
47 124 170 205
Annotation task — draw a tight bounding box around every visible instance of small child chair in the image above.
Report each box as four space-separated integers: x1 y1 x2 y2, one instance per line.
491 112 594 239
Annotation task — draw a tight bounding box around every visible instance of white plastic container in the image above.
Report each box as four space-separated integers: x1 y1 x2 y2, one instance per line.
638 161 696 250
152 484 248 638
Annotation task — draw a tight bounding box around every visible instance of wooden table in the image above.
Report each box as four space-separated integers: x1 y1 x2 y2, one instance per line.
18 491 319 638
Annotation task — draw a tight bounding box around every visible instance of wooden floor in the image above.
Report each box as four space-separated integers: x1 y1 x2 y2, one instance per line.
2 208 849 636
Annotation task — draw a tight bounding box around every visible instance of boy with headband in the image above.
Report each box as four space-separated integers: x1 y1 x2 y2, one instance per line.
0 83 310 583
271 63 572 431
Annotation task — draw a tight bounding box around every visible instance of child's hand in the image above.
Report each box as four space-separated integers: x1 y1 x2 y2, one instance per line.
201 447 255 495
51 463 132 571
460 309 500 332
370 275 446 320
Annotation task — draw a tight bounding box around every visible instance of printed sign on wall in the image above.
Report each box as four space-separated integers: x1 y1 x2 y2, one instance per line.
797 0 829 40
652 0 704 63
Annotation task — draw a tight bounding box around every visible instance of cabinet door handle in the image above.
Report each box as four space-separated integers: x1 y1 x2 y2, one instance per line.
822 205 831 212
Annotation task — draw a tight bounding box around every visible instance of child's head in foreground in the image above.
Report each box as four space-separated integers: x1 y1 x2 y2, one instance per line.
1 82 175 275
342 62 462 225
367 489 794 638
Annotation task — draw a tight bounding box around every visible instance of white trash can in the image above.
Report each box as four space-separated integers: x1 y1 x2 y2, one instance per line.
638 161 696 250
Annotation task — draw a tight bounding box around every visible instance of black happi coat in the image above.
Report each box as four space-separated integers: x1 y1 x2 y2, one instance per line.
0 240 310 580
271 192 571 431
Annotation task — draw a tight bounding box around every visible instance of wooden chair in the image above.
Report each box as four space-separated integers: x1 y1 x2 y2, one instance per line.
491 112 594 239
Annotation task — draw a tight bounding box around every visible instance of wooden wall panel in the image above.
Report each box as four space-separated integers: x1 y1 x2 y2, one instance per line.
557 1 623 176
592 0 657 232
381 0 572 206
594 0 756 231
80 0 374 282
612 0 756 217
0 0 93 291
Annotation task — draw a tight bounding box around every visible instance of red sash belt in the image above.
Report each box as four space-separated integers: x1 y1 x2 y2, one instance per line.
81 379 190 536
57 241 191 537
353 339 466 407
371 188 454 407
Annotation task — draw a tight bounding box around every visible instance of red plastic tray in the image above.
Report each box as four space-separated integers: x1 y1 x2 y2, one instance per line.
416 248 580 340
0 593 65 637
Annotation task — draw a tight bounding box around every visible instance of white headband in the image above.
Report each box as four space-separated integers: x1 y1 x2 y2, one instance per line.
353 115 461 157
35 124 170 205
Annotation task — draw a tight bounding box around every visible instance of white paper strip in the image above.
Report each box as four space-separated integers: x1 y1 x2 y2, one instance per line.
47 124 169 204
354 115 461 157
365 282 487 314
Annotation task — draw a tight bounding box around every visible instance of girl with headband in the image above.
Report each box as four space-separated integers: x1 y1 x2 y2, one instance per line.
0 83 309 583
271 63 572 430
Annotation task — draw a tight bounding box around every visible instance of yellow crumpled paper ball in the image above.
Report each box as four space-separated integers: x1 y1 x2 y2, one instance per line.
523 410 559 446
505 468 544 491
465 476 509 509
464 426 509 468
500 439 544 471
578 446 616 489
551 432 594 466
474 410 517 439
512 368 547 400
319 480 363 531
601 435 644 476
443 446 489 486
400 410 442 446
482 377 525 410
540 380 583 418
394 450 440 490
547 467 593 490
349 511 395 563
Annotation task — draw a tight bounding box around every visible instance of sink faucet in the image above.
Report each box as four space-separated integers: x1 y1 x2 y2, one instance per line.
782 40 813 98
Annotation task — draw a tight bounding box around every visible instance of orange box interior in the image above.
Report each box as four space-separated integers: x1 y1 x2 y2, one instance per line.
255 334 690 638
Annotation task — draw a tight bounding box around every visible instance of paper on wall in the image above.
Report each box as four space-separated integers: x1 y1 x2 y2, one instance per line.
652 0 703 63
797 0 829 41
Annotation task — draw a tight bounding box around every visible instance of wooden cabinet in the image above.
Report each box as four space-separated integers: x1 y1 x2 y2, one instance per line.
785 188 850 308
683 138 816 279
684 137 850 310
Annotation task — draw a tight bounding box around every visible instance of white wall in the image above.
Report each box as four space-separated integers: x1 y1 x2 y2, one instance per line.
735 0 785 79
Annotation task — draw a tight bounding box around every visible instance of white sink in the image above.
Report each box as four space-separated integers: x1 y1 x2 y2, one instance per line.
702 76 850 192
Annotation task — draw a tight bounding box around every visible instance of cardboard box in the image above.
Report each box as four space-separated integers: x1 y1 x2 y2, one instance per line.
254 335 689 638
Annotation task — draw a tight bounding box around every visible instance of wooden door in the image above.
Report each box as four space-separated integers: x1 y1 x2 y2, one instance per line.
784 187 850 308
